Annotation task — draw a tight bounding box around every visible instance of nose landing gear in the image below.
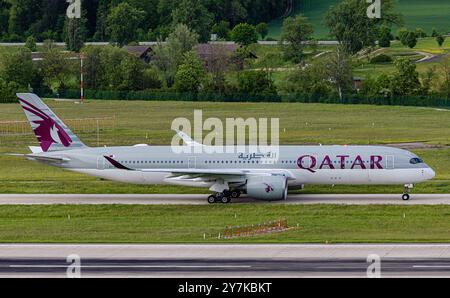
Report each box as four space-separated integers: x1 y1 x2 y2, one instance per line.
402 184 414 201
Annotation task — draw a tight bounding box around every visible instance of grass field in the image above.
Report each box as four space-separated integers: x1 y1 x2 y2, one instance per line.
0 204 449 243
268 0 450 39
0 99 449 194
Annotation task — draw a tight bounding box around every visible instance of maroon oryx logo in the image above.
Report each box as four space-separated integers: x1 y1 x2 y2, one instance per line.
18 97 72 152
264 183 274 193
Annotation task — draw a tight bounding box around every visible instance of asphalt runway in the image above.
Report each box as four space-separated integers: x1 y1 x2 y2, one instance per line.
0 245 449 278
0 194 450 205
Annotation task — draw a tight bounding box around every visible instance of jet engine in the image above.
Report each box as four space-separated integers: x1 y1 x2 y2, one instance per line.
246 176 288 201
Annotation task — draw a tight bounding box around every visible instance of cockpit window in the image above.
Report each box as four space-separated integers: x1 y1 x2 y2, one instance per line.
410 158 423 164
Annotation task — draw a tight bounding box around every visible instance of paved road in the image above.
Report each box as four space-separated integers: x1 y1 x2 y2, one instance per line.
0 244 449 277
0 194 449 205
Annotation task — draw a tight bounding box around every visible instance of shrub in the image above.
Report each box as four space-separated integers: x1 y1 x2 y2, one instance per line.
370 54 393 64
236 70 278 97
378 25 392 48
0 78 20 103
436 35 446 47
415 28 427 38
230 23 258 46
256 23 269 40
25 36 37 52
174 51 206 93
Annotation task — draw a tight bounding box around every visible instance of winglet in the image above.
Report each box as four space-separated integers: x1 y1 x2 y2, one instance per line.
175 129 204 147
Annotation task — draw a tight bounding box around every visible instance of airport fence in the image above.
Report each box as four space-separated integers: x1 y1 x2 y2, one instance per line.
0 116 117 136
30 89 450 109
2 88 450 109
223 219 291 239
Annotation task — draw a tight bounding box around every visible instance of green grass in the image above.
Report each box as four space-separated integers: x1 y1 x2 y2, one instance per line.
1 99 450 194
0 204 448 243
268 0 450 39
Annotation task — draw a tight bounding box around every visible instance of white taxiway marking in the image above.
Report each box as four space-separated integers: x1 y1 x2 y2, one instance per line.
412 265 450 268
9 265 252 269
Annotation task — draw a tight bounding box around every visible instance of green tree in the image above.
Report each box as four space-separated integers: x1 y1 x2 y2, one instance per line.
279 15 314 63
397 27 408 41
202 44 232 92
40 40 75 91
236 70 277 96
415 28 427 38
421 66 436 95
325 46 353 100
0 78 20 102
391 58 420 95
142 67 163 89
98 45 129 89
171 0 213 43
256 22 268 40
174 51 206 92
230 23 258 46
64 17 87 52
152 24 199 87
282 61 333 99
212 21 230 40
82 45 104 90
431 27 438 37
362 73 392 98
325 0 402 54
440 59 450 98
404 31 418 48
436 35 446 47
378 25 392 48
119 53 146 90
106 2 145 46
25 35 37 52
0 47 33 87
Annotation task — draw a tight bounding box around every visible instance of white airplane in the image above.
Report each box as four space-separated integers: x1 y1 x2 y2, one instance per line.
16 93 435 203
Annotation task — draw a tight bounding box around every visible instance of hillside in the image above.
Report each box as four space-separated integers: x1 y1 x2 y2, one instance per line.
268 0 450 39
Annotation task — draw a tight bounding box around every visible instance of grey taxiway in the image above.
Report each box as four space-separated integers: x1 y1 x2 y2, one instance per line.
1 193 450 205
0 244 450 278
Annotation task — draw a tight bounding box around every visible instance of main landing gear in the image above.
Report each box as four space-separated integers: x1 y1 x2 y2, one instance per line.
402 184 414 201
207 190 241 204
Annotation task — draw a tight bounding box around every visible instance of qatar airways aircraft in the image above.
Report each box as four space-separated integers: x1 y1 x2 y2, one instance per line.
15 93 435 203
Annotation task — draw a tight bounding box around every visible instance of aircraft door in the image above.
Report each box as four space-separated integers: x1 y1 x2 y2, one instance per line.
188 157 197 169
386 155 395 169
97 156 106 170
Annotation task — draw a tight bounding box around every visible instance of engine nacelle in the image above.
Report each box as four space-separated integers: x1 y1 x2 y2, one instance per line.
246 176 288 201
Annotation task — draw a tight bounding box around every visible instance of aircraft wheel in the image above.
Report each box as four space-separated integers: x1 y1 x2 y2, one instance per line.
207 195 217 204
221 196 231 204
402 194 410 201
230 190 241 198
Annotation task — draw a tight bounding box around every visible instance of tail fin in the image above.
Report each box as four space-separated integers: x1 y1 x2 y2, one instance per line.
17 93 87 152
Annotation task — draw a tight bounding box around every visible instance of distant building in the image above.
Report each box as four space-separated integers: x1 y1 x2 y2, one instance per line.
353 76 364 91
123 45 153 63
195 43 257 70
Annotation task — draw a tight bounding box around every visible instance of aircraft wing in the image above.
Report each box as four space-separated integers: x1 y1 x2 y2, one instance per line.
140 168 255 180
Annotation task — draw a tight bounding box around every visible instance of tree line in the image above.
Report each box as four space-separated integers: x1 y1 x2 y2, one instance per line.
0 0 287 43
1 0 449 104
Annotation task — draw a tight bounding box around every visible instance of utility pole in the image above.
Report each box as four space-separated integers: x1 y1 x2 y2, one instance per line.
80 53 84 103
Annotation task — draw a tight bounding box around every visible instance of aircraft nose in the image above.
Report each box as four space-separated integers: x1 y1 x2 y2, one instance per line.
424 168 436 180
